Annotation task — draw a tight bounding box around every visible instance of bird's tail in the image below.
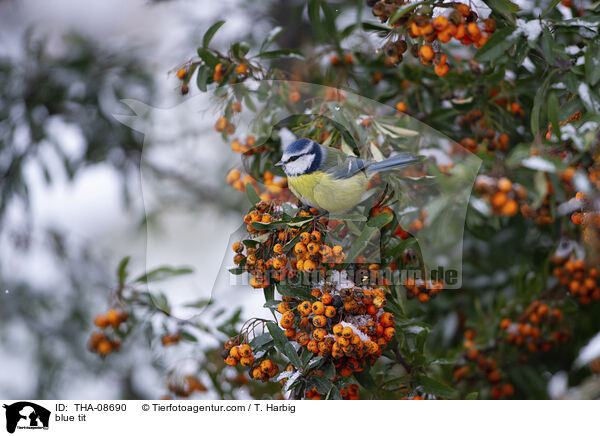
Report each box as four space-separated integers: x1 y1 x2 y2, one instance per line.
367 153 424 174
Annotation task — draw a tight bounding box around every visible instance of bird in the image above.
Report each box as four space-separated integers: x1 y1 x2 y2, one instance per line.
275 138 422 213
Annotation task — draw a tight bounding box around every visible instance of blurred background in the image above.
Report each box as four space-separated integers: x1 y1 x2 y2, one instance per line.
0 0 299 399
2 0 600 401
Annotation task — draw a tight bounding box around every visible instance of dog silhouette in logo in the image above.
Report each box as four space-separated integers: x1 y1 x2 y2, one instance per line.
3 402 50 434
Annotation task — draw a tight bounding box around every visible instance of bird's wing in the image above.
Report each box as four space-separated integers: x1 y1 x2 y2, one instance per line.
320 146 368 179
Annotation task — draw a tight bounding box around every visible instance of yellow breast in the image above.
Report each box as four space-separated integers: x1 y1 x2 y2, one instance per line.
287 172 368 213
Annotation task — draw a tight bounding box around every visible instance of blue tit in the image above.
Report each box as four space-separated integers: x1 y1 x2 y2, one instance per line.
275 138 422 213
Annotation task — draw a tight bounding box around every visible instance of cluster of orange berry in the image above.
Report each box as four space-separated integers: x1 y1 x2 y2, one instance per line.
223 340 280 382
277 283 395 379
231 135 261 154
331 53 355 67
500 301 568 354
88 331 121 356
214 116 236 135
371 1 496 76
290 230 346 274
489 88 526 117
454 329 514 399
520 178 554 226
89 309 128 356
457 109 511 153
569 191 588 226
569 192 600 248
552 257 599 305
392 216 425 241
213 62 248 83
475 175 526 217
166 375 208 398
589 163 600 191
545 109 582 140
94 308 128 329
161 333 181 346
176 68 189 95
403 278 444 303
233 202 351 288
304 384 360 400
226 171 291 204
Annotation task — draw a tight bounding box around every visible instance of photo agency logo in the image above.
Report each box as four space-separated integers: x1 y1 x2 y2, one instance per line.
3 402 50 434
115 80 481 306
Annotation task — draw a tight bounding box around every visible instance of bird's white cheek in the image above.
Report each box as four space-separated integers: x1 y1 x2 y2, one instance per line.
284 155 315 176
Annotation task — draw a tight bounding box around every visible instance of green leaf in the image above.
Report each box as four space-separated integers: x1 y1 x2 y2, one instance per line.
250 216 313 231
254 49 304 60
266 322 302 369
264 284 275 305
585 41 600 86
384 237 417 259
542 0 561 17
180 331 198 342
263 300 281 310
531 69 559 135
134 266 194 283
541 27 556 65
547 92 560 141
196 47 220 69
465 392 479 400
486 0 521 17
368 212 393 229
345 225 378 263
148 292 171 315
117 256 130 286
231 41 250 59
360 21 391 36
183 299 212 309
228 266 245 275
245 182 261 206
276 284 313 301
260 26 283 53
196 65 210 92
308 0 322 39
249 332 274 350
308 375 336 396
306 356 324 371
415 329 428 354
344 213 391 263
353 370 376 390
474 27 516 63
322 361 335 380
414 374 455 397
389 1 423 24
203 21 225 48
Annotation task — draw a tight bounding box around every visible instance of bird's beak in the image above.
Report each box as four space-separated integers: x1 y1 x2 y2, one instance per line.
274 161 283 167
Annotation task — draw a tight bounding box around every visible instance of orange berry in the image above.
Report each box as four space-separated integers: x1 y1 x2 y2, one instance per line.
97 339 113 355
491 191 508 208
312 301 325 315
325 306 337 318
498 178 512 193
94 315 109 329
419 44 434 61
298 301 312 316
106 309 122 328
433 16 449 31
434 63 449 77
176 68 187 80
289 91 301 103
501 199 519 216
236 63 247 75
238 344 252 358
